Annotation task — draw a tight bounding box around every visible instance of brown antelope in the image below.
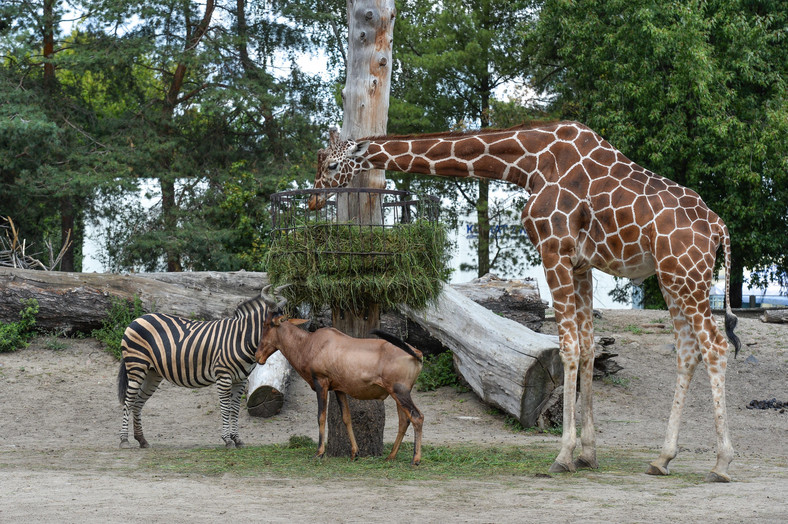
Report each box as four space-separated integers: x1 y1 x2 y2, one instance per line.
255 307 425 465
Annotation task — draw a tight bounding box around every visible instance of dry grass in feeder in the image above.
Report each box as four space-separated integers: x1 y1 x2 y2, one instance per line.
266 220 451 312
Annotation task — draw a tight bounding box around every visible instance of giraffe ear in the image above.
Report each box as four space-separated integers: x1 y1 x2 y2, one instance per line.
329 127 340 145
350 140 370 157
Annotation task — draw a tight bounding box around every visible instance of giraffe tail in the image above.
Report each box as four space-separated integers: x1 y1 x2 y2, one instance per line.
721 224 741 358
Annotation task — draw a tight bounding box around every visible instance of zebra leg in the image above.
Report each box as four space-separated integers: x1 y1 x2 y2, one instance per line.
216 375 238 448
228 380 246 447
130 370 163 448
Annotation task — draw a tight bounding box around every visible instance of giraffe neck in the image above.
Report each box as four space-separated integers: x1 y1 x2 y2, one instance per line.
359 123 587 193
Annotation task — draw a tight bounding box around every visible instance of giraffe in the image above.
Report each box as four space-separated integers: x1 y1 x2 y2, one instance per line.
308 121 741 482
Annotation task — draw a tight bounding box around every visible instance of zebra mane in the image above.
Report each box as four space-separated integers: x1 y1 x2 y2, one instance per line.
234 295 267 319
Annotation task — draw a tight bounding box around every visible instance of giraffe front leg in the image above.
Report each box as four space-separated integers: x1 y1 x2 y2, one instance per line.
574 270 598 470
545 263 582 474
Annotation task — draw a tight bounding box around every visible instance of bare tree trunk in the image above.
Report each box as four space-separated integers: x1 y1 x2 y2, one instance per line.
327 0 396 459
158 0 216 272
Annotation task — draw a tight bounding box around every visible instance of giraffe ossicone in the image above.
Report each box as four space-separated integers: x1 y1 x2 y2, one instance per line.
312 121 741 482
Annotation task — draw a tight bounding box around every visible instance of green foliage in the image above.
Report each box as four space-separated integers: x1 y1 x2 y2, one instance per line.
390 0 542 279
0 299 39 353
416 351 462 392
266 220 452 312
92 296 146 359
533 0 788 304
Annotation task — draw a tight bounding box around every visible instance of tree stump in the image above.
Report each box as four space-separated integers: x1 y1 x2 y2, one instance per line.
246 352 293 418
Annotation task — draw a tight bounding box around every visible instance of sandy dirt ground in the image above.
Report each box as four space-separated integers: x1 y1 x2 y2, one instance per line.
1 309 786 523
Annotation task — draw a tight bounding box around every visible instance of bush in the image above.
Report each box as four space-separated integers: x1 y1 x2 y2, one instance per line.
416 350 462 392
0 298 39 352
93 295 146 359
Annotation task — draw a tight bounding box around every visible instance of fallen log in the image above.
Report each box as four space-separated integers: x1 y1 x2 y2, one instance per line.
401 286 562 428
761 308 788 324
0 267 268 333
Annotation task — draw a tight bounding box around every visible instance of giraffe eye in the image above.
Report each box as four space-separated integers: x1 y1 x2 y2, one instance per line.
328 162 338 171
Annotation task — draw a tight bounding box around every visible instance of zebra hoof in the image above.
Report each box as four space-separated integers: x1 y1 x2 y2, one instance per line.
120 439 132 449
224 441 236 449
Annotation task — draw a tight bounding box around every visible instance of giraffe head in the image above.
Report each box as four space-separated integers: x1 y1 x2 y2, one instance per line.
308 128 371 210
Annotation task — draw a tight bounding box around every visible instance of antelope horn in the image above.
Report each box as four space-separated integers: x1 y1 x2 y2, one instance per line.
260 284 278 308
273 284 290 310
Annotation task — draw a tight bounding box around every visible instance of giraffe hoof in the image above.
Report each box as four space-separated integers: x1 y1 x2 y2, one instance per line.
646 463 669 476
548 460 576 473
705 471 731 483
574 456 599 470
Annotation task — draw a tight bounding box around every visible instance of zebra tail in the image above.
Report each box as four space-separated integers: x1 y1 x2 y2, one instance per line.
370 329 422 362
117 358 128 404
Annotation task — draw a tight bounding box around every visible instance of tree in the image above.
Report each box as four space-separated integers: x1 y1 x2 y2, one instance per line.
531 0 788 306
0 1 132 271
390 0 538 278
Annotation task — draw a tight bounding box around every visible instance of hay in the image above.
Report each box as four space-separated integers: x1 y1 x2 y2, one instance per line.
266 220 451 312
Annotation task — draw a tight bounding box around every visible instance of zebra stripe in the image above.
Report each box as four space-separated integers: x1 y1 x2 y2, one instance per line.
118 295 269 448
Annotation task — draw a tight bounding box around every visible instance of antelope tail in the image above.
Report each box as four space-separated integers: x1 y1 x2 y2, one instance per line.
370 329 423 362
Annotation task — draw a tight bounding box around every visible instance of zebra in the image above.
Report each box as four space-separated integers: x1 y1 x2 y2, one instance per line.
117 285 288 448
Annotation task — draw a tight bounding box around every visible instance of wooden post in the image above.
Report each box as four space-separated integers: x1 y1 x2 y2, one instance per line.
326 0 396 458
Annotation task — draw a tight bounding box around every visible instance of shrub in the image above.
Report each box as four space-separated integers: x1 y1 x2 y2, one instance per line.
0 298 39 352
416 350 462 392
93 295 146 359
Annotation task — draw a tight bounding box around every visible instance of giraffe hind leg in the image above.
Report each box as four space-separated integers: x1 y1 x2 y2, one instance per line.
647 301 699 476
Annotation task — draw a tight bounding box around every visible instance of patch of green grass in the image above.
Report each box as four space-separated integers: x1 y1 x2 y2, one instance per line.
92 295 146 359
43 337 70 351
624 324 644 335
602 375 631 388
140 440 557 480
0 298 39 353
136 440 689 483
